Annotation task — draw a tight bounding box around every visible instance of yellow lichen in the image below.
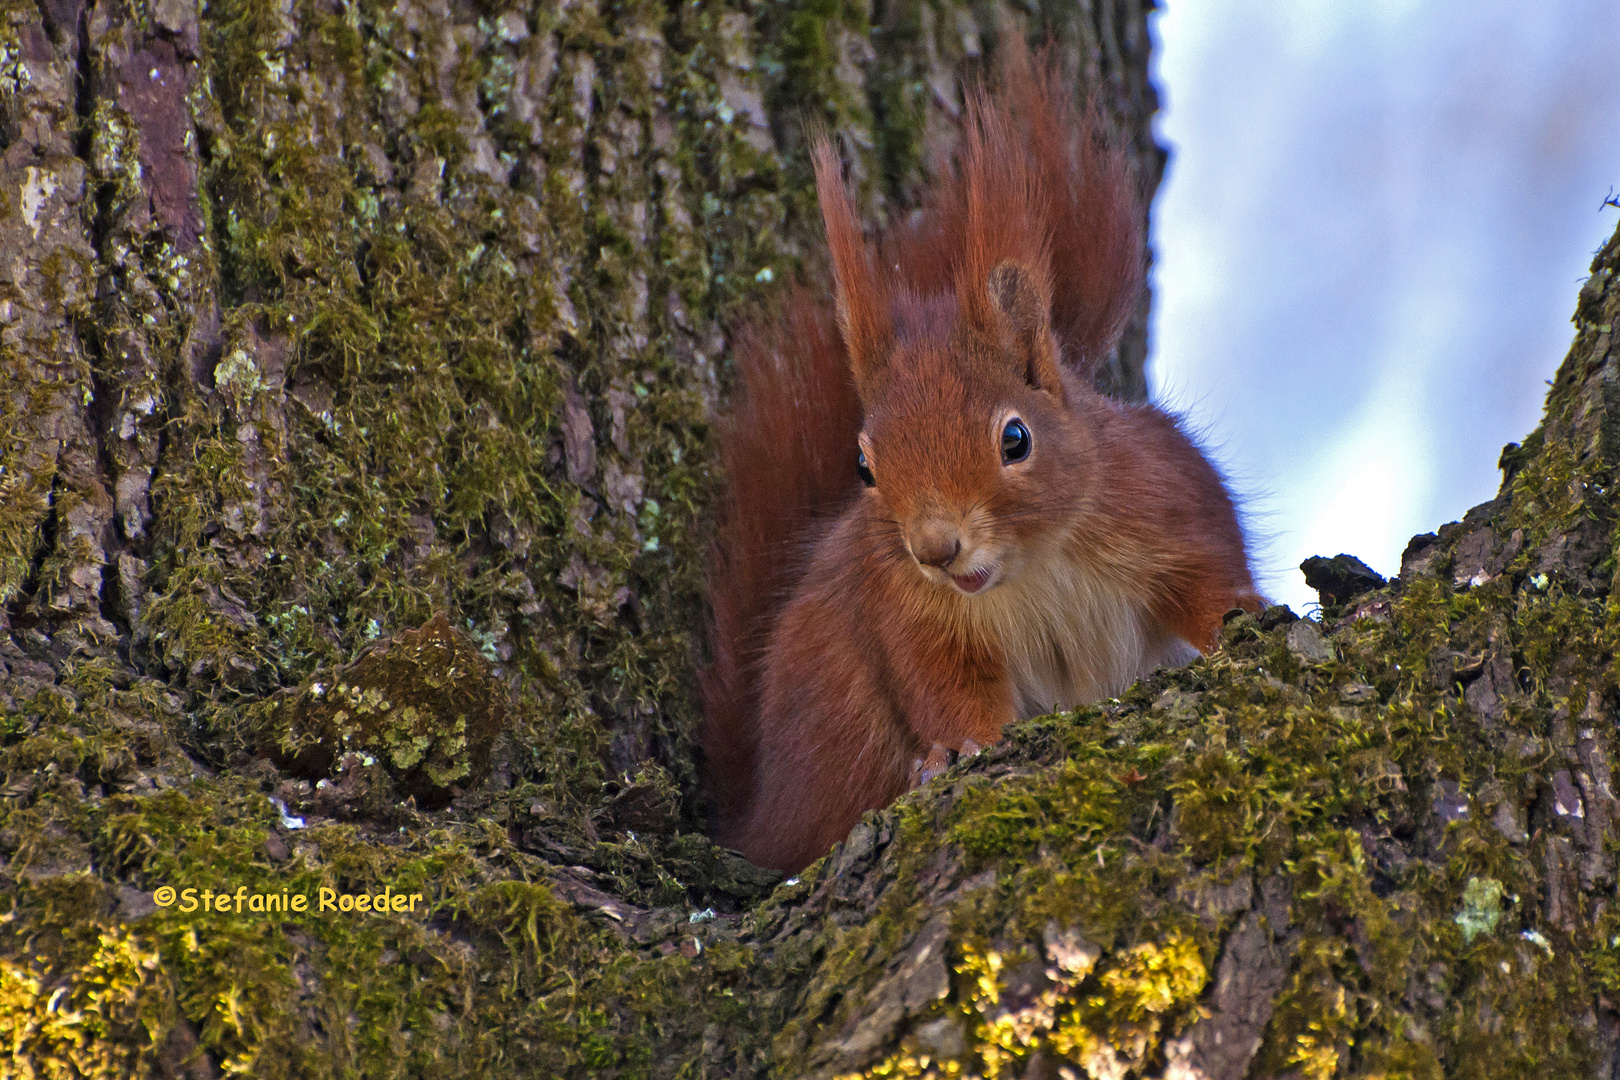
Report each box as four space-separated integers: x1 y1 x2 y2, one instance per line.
0 930 166 1080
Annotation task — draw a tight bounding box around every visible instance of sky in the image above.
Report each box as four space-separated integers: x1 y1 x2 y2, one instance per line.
1149 1 1620 613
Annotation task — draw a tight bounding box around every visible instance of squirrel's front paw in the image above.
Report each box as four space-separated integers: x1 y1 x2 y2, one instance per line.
908 742 955 789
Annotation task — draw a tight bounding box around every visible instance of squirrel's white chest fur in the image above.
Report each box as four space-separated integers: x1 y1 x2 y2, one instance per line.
975 543 1196 719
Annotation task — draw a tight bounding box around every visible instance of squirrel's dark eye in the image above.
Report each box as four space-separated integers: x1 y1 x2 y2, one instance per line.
1001 418 1032 464
857 448 876 487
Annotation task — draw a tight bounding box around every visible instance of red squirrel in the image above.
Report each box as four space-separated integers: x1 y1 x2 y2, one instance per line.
700 46 1264 874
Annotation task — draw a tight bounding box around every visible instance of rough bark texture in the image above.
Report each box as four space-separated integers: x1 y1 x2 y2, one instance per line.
7 1 1620 1078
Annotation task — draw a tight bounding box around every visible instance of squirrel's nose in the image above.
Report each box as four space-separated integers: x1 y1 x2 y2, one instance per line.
910 523 962 569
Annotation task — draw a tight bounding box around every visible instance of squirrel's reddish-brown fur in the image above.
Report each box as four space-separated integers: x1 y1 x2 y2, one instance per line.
700 43 1263 873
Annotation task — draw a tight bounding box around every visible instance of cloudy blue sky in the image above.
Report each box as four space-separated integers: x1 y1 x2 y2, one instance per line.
1150 1 1620 612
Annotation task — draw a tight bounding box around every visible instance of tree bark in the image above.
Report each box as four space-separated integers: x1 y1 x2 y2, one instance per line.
8 1 1620 1078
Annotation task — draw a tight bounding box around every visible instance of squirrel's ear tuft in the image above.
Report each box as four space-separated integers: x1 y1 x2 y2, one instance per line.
987 261 1048 338
811 136 892 394
987 260 1065 399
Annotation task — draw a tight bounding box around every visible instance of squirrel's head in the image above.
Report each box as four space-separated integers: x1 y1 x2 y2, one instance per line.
852 263 1093 596
811 136 1096 597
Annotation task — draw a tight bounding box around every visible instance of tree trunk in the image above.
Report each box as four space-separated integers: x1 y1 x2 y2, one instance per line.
1 0 1161 798
7 1 1620 1078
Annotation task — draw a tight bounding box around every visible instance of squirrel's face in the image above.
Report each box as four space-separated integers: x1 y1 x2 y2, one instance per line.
856 337 1089 597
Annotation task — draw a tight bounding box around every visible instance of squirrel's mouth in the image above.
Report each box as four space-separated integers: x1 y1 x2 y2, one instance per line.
950 566 994 594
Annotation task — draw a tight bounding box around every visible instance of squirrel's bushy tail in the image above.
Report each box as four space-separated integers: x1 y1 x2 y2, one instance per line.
698 285 861 829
